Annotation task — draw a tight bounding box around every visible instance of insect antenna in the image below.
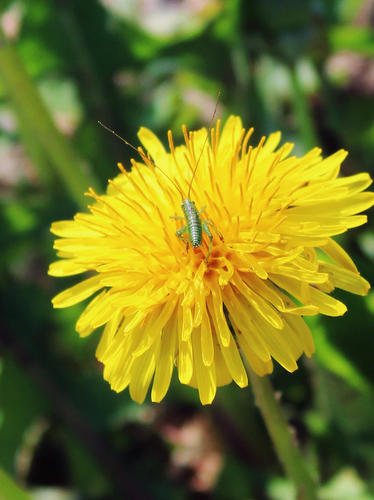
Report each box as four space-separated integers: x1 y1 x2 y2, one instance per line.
187 90 221 199
98 121 141 156
98 121 184 199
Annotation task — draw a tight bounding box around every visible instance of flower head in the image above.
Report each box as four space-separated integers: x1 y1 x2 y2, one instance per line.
49 116 374 404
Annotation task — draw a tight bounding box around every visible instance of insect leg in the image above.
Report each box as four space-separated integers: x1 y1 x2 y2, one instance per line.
203 220 224 240
176 225 189 252
170 215 185 220
198 205 206 215
202 223 213 263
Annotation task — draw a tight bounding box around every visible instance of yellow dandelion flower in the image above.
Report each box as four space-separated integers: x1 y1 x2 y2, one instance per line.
49 116 374 405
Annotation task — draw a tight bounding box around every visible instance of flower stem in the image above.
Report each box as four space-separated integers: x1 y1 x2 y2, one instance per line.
0 28 100 208
248 369 318 500
287 62 319 152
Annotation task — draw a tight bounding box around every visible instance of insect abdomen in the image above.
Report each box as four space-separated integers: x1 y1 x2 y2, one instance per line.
181 200 202 247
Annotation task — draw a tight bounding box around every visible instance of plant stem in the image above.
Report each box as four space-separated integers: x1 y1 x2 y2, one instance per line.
0 28 100 208
248 369 318 500
14 103 54 187
288 62 319 152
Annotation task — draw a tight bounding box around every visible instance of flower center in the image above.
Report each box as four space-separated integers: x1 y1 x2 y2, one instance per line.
190 239 234 286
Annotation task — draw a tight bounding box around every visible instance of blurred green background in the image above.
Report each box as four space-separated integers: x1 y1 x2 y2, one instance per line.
1 1 374 499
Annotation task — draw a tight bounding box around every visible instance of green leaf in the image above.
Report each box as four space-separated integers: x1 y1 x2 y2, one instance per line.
311 319 372 395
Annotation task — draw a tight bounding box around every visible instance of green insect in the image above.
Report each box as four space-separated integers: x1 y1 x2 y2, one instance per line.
170 200 221 263
168 154 222 263
99 99 222 264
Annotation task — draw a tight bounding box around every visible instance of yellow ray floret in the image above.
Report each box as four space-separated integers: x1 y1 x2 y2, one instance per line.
49 116 374 405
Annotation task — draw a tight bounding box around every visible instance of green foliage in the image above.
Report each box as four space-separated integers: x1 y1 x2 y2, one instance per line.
0 0 374 498
0 469 32 500
330 26 374 56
